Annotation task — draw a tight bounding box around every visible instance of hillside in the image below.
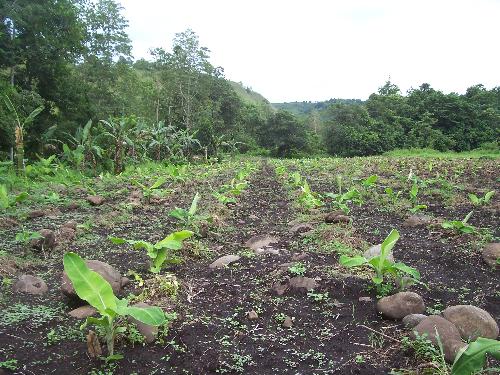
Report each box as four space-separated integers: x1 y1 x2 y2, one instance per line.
228 81 271 107
272 98 364 117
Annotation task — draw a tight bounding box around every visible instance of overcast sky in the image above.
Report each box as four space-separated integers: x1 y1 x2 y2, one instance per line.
119 0 500 103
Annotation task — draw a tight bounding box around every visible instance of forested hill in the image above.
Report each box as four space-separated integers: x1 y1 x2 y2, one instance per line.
228 81 271 107
272 99 364 117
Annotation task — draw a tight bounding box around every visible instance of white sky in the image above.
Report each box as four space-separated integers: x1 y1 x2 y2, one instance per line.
119 0 500 102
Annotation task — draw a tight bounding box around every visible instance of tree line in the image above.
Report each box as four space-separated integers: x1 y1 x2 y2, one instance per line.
1 0 498 175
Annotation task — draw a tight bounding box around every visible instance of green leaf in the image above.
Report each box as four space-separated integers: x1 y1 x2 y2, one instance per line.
109 236 126 244
391 263 420 280
188 193 200 216
150 176 166 190
339 255 368 267
24 105 44 125
119 304 166 326
372 276 383 284
63 252 117 314
462 211 473 224
451 337 500 375
168 208 188 220
380 229 399 262
84 316 108 328
155 230 193 250
468 193 480 205
0 184 9 209
15 192 29 203
484 190 495 203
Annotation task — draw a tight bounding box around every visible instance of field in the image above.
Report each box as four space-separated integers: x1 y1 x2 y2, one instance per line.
0 155 498 375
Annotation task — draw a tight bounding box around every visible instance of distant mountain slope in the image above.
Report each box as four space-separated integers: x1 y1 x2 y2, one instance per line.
229 81 271 107
272 98 364 117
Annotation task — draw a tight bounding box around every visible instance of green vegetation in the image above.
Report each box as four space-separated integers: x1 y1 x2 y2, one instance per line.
109 230 193 273
63 252 170 358
451 337 500 375
339 229 420 291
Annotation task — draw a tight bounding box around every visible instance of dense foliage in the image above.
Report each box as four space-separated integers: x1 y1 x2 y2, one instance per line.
0 0 498 172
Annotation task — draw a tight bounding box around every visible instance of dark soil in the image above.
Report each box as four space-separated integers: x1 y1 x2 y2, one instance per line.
0 157 498 375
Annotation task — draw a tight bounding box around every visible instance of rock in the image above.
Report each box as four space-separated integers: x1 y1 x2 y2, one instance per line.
402 314 427 328
247 310 258 320
272 282 288 296
121 276 131 287
358 296 373 303
245 234 279 251
364 244 395 263
481 243 500 269
0 217 19 228
282 316 293 328
31 229 56 251
69 305 97 319
289 223 314 236
325 211 350 224
62 220 78 231
12 275 48 295
254 248 280 256
291 252 308 261
209 255 241 269
403 214 434 227
412 315 466 363
377 292 425 319
127 302 158 343
87 330 102 358
46 209 62 219
288 276 318 291
28 209 45 219
58 227 76 244
67 202 79 210
62 259 124 297
87 195 105 206
442 305 499 341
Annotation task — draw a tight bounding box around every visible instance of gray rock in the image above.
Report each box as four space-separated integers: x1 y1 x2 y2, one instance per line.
31 229 56 251
62 220 78 231
412 315 466 363
377 292 425 319
87 195 105 206
402 313 427 328
62 259 124 297
69 305 97 319
282 316 293 328
358 296 373 303
288 276 318 291
13 275 48 295
127 302 158 343
57 227 76 244
245 234 279 251
364 244 395 263
254 248 280 256
291 252 308 261
325 211 350 224
247 310 258 320
289 223 314 236
481 243 500 269
403 215 434 227
272 282 288 296
442 305 499 341
28 210 45 219
209 255 241 269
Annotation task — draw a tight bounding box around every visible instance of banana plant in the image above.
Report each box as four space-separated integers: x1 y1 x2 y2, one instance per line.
169 193 209 231
3 95 44 174
451 337 500 375
441 211 475 234
339 229 420 288
298 180 323 209
109 230 193 273
63 252 168 360
132 176 167 203
0 184 29 210
468 191 495 206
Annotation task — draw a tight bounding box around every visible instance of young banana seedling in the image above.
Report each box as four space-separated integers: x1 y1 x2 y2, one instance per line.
132 176 167 203
339 229 420 292
109 230 193 273
63 252 171 360
169 193 210 232
441 211 476 234
468 191 495 206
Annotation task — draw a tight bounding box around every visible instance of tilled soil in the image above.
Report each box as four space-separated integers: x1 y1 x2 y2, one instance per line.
0 158 498 375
